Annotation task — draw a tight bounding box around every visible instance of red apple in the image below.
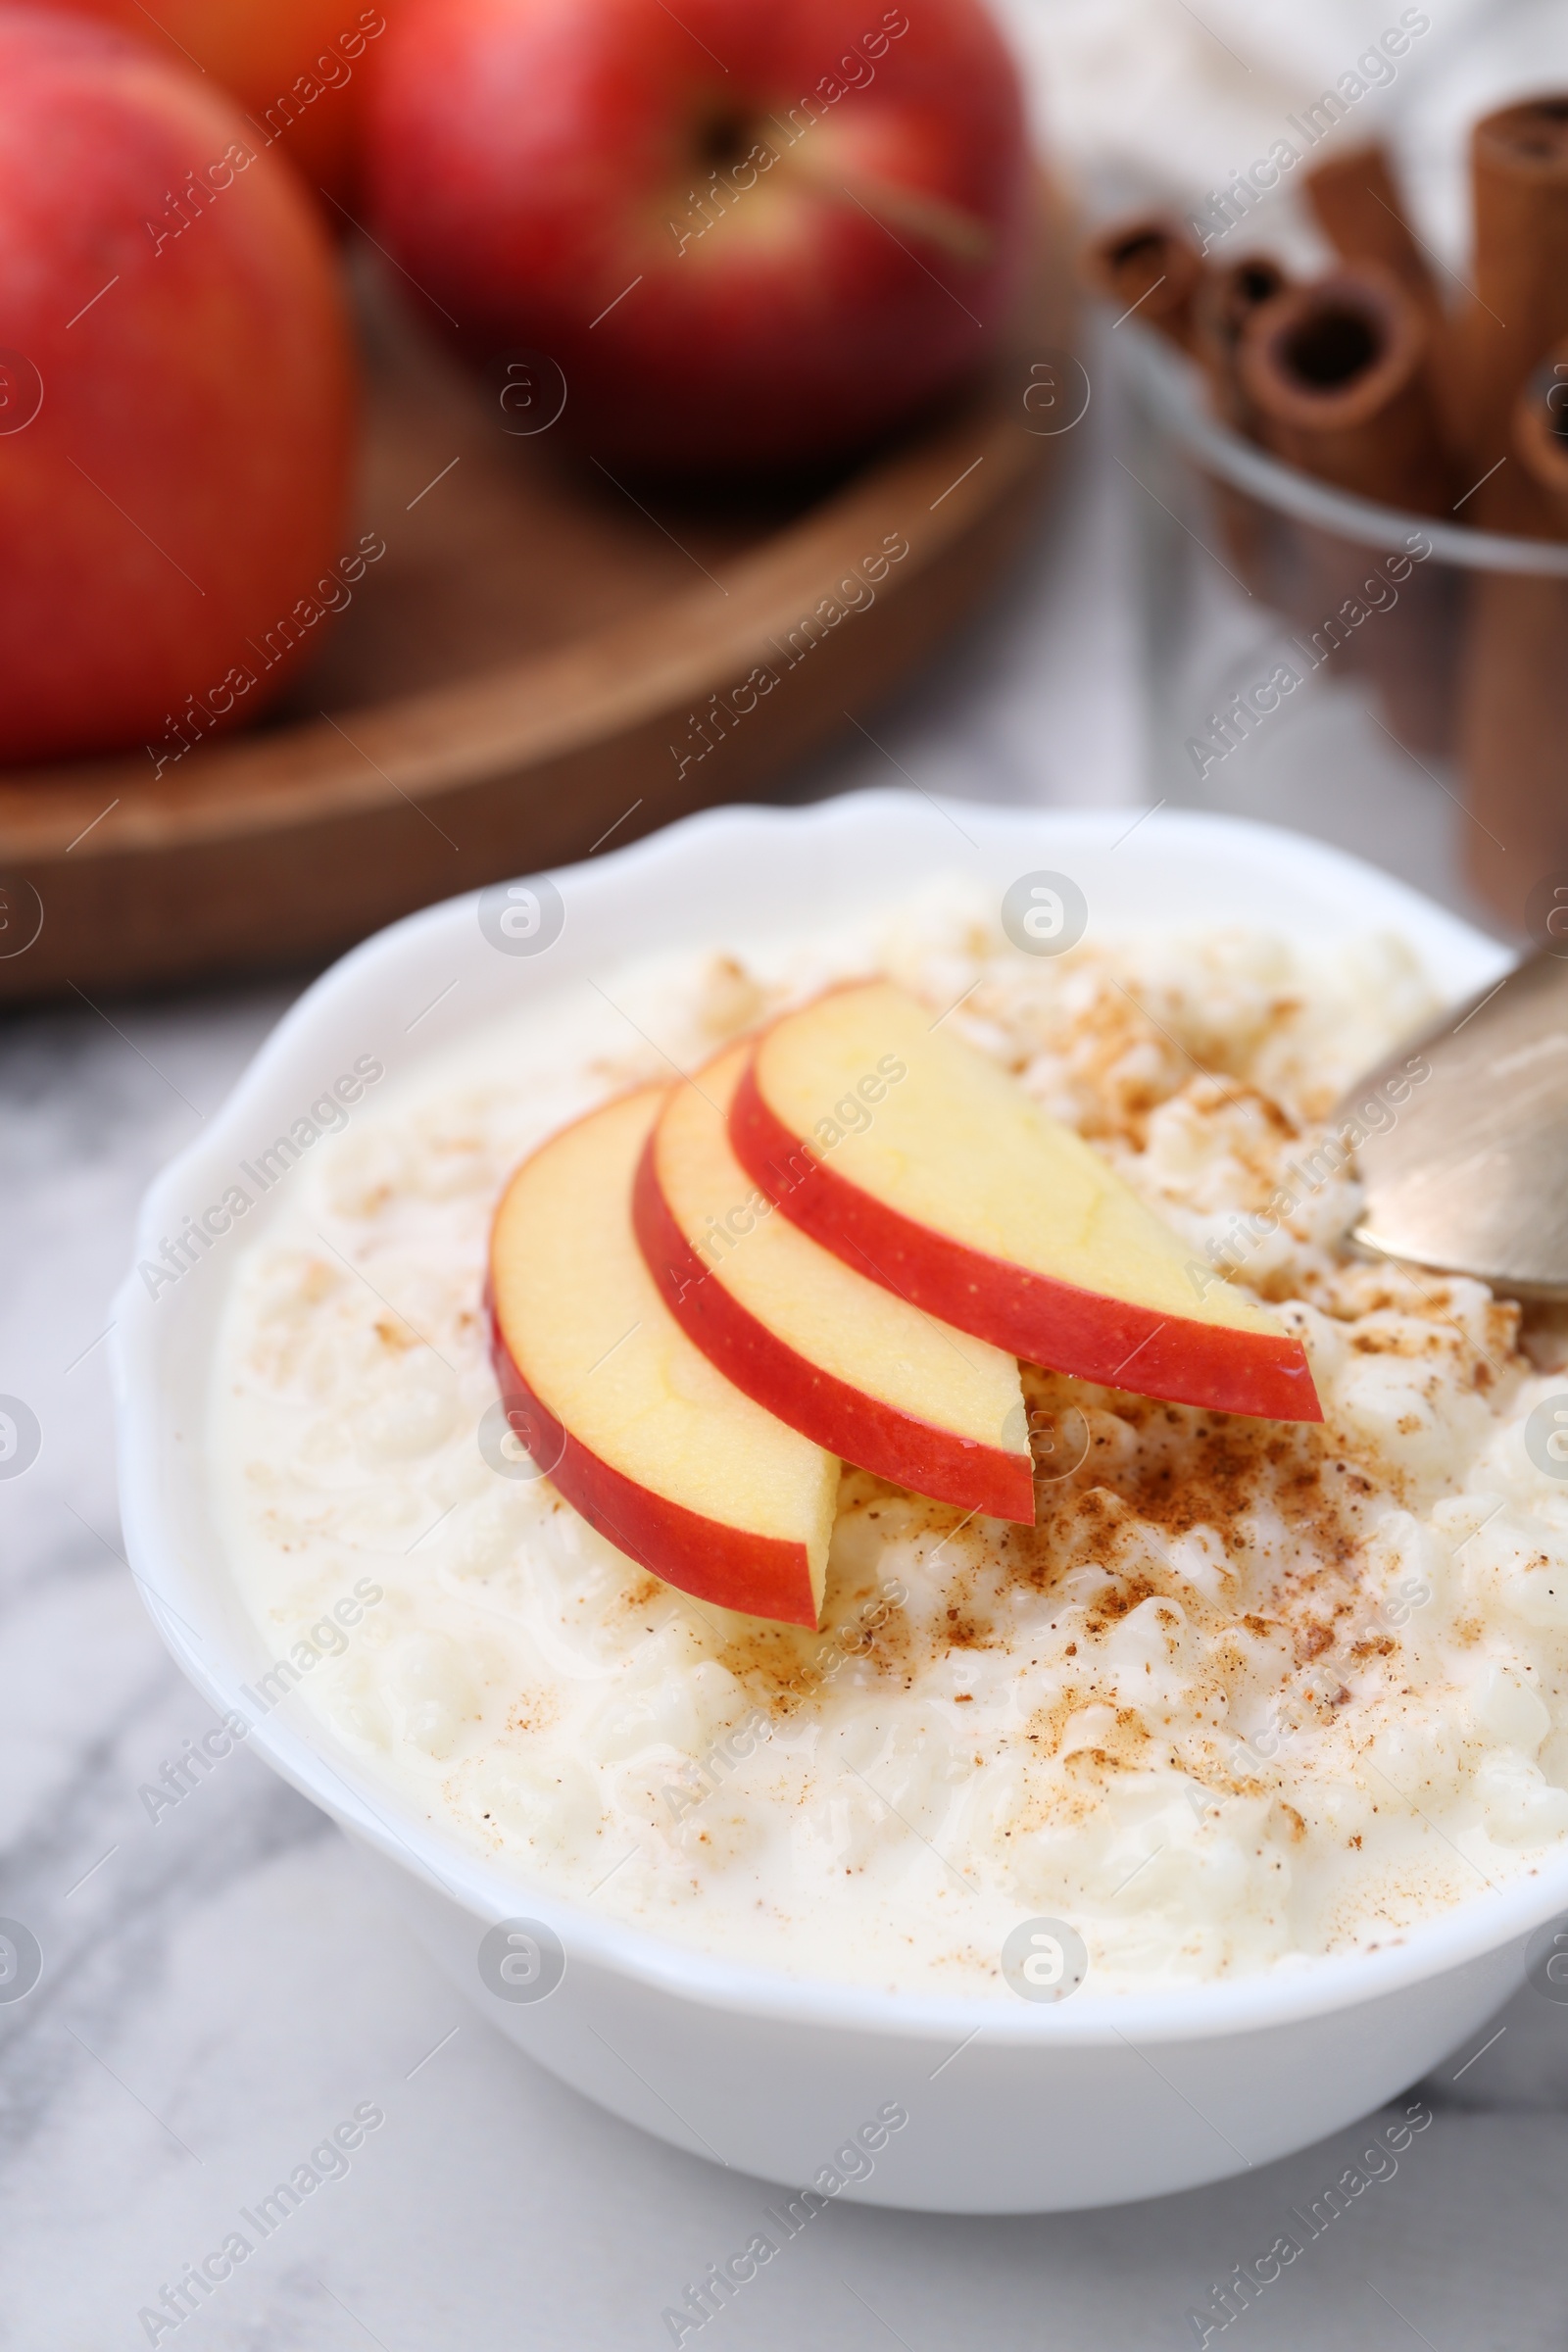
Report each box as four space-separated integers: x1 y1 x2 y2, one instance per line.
365 0 1030 470
636 1040 1034 1518
490 1085 839 1628
731 982 1324 1423
32 0 393 202
0 10 356 764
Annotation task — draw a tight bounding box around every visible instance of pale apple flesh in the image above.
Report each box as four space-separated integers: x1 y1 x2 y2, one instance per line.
635 1044 1034 1520
731 982 1323 1423
489 1086 838 1627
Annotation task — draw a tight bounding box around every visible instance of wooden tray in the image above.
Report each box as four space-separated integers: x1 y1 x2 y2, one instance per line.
0 184 1075 1003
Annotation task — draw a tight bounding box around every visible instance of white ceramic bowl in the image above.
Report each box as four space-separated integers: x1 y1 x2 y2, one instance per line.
113 792 1556 2216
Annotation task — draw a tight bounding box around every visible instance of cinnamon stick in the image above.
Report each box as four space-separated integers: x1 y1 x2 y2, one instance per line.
1192 254 1290 431
1080 215 1204 351
1454 341 1568 923
1188 255 1291 597
1302 143 1442 324
1513 341 1568 531
1238 265 1455 756
1238 264 1448 512
1451 96 1568 472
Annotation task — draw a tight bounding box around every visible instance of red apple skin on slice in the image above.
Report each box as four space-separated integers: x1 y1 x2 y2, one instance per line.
634 1044 1033 1521
489 1086 839 1628
730 983 1322 1425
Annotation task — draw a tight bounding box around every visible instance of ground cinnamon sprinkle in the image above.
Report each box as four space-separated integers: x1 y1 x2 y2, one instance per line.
217 904 1568 1992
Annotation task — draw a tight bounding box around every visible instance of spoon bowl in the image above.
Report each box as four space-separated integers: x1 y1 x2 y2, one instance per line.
1344 946 1568 1298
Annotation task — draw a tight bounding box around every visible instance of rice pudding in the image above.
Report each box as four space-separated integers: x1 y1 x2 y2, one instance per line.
210 889 1568 1994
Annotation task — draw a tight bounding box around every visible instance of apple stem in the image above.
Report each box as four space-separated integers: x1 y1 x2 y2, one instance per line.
822 167 995 265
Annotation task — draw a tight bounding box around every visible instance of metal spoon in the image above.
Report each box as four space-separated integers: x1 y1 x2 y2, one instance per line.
1339 948 1568 1299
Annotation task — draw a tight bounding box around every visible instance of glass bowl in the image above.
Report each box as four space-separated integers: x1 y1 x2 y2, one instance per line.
1121 323 1568 938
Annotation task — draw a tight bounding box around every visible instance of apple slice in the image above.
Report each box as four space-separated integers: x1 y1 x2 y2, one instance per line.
730 981 1322 1423
635 1044 1034 1521
489 1086 839 1628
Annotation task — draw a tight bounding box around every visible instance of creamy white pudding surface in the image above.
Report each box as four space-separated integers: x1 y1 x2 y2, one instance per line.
211 890 1568 1994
